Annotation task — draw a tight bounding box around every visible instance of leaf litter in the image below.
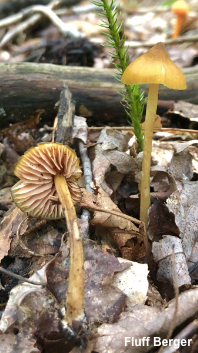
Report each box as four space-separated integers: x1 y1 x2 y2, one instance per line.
2 115 198 351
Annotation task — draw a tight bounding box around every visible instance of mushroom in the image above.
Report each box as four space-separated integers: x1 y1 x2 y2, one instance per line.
171 0 189 38
121 42 186 226
11 142 84 325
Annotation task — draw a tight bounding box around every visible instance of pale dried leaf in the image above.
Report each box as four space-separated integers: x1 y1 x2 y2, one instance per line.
166 181 198 260
91 288 198 353
172 140 198 154
152 235 191 287
168 150 193 180
84 240 131 323
90 187 139 232
0 332 40 353
97 127 130 152
93 128 137 194
112 258 148 306
73 115 87 144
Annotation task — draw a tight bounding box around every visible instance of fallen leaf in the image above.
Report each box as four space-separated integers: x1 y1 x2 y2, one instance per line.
0 207 27 262
90 288 198 353
168 149 193 180
152 235 191 288
92 127 137 194
166 181 198 261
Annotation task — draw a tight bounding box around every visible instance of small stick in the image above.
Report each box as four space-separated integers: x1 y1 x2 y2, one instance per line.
91 34 198 49
0 0 60 48
88 126 198 134
0 265 46 286
161 319 198 353
78 118 93 238
80 201 142 225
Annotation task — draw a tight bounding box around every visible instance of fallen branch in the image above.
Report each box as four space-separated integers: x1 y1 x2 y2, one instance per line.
124 33 198 49
92 33 198 49
0 0 60 48
0 63 197 130
0 265 46 286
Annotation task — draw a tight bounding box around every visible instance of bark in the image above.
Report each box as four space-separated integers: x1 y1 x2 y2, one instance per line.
0 62 196 129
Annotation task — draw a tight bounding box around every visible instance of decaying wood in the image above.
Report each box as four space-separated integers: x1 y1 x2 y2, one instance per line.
0 63 197 129
54 85 75 145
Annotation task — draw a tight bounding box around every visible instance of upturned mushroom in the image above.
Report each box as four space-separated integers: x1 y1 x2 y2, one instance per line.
171 0 189 38
121 42 186 226
11 142 84 325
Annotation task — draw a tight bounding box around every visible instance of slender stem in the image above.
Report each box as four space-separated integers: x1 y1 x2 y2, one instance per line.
140 84 159 227
54 173 84 324
172 14 186 38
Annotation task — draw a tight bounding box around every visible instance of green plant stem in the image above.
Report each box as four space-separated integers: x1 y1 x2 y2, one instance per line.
94 0 144 151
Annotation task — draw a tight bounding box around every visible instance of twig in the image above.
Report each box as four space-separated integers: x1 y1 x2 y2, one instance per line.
55 2 99 16
88 126 198 135
0 0 83 48
80 201 142 225
125 34 198 48
28 4 84 37
0 266 45 286
91 34 198 49
0 2 98 29
0 0 60 48
79 141 93 193
78 136 93 238
161 319 198 353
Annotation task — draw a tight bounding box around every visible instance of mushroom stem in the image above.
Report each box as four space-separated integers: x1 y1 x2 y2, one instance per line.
140 84 159 227
54 173 84 324
172 13 186 38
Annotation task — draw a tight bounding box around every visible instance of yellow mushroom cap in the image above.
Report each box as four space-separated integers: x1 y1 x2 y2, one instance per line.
121 42 186 90
171 0 189 15
11 143 82 220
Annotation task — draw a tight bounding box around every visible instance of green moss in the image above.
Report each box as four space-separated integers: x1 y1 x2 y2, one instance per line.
93 0 145 151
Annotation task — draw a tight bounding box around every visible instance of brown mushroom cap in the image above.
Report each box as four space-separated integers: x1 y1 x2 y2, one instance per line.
121 42 186 90
11 143 82 219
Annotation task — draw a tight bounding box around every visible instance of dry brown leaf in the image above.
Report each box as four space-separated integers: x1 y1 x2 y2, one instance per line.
90 288 198 353
82 187 144 261
90 187 139 232
168 150 193 180
152 235 191 287
166 181 198 262
0 332 40 353
10 218 62 258
152 141 175 169
0 206 27 262
92 127 137 195
142 114 162 129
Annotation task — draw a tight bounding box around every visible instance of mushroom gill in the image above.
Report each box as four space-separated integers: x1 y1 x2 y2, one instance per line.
11 143 82 219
